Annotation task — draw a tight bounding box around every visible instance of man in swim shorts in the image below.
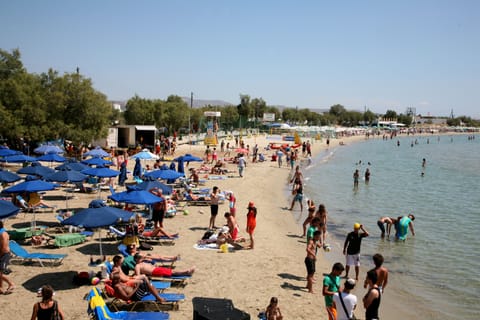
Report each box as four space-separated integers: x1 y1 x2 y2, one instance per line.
133 254 195 277
376 216 396 238
343 223 369 280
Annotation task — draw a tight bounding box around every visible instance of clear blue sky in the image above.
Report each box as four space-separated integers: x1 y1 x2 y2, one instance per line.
1 0 479 118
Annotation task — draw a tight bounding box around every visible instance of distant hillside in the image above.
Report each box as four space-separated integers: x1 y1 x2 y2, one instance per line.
181 97 234 108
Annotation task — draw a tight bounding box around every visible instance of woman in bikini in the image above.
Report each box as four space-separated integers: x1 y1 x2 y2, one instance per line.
302 199 316 237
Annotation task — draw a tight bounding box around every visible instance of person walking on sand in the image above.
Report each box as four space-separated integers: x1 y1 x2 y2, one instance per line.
333 278 357 320
208 186 220 230
363 270 381 320
302 199 316 237
289 182 304 212
31 285 65 320
0 221 15 294
343 223 369 280
238 153 246 177
316 204 328 245
246 201 257 249
323 262 345 320
305 230 321 293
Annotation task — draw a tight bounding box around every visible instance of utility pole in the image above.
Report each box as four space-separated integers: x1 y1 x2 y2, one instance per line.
189 92 193 147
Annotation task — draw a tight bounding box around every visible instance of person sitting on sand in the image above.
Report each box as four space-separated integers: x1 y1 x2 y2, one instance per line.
133 254 195 278
141 226 178 239
111 271 166 303
265 296 283 320
197 226 244 250
189 168 200 185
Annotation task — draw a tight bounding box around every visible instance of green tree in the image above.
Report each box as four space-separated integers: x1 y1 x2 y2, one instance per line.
329 104 347 117
124 95 155 125
384 110 397 120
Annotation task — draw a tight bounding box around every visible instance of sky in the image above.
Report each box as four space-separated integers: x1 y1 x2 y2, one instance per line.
1 0 479 118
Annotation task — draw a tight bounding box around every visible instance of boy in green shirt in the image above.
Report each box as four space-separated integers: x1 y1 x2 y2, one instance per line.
323 262 344 320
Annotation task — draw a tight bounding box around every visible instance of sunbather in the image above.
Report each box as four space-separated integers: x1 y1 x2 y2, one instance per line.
185 189 210 202
141 227 178 239
111 271 166 303
126 244 179 264
133 254 195 278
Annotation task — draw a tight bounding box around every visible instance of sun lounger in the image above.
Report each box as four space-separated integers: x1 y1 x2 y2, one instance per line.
138 233 179 246
9 240 67 267
117 244 176 268
103 283 185 311
44 232 88 247
86 288 170 320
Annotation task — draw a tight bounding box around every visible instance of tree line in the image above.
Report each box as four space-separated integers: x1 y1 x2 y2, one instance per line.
1 48 477 149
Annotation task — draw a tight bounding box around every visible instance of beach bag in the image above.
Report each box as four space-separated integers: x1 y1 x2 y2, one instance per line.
139 242 153 251
53 300 61 320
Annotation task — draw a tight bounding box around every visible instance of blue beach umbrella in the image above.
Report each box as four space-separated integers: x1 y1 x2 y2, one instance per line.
0 154 38 163
108 189 162 205
0 200 20 219
0 148 21 157
81 167 120 178
132 180 172 195
55 161 90 172
34 144 63 155
3 179 59 194
18 163 55 178
83 147 110 158
0 169 21 183
37 153 66 163
118 162 127 186
144 169 184 180
82 157 113 166
46 170 87 183
61 205 134 256
174 153 203 162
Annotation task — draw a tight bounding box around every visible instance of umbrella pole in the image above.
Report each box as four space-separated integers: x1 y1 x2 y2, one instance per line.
99 229 103 257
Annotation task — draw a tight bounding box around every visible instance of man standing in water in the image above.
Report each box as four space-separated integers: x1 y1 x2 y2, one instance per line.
343 223 369 280
353 169 360 189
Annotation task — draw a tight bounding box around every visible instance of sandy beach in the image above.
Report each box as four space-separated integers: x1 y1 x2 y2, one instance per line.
0 133 367 320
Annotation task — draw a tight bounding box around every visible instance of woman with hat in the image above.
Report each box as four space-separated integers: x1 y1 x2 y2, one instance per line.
246 201 257 249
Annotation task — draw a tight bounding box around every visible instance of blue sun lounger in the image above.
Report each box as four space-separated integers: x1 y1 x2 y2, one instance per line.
9 240 67 267
87 288 170 320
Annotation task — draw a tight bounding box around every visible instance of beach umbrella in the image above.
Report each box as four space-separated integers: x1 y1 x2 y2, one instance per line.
81 167 120 178
130 149 158 160
0 154 38 163
0 148 21 157
0 200 20 219
0 169 21 183
46 169 87 183
37 153 66 163
144 169 184 180
108 189 162 205
174 154 203 162
118 162 127 186
133 158 142 178
46 169 87 209
83 147 109 158
61 205 134 256
81 157 113 166
3 179 59 194
34 144 63 155
18 163 55 178
55 161 90 172
131 180 172 195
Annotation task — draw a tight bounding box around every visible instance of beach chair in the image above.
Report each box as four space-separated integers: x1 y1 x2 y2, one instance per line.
138 233 178 246
86 288 170 320
9 240 67 267
117 243 176 268
103 282 185 311
74 182 98 194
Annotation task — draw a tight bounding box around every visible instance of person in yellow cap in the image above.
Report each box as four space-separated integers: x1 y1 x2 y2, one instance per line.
343 223 369 280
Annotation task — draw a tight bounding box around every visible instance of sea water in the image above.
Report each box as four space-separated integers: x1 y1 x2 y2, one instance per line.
294 134 479 320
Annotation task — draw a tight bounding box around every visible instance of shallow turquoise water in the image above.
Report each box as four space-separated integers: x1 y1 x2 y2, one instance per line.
299 134 479 319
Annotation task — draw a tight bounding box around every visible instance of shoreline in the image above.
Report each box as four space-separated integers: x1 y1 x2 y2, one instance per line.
0 131 470 319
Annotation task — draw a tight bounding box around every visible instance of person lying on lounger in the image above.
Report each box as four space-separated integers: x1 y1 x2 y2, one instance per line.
141 227 178 239
126 244 179 264
111 271 166 302
133 254 195 278
185 189 210 202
